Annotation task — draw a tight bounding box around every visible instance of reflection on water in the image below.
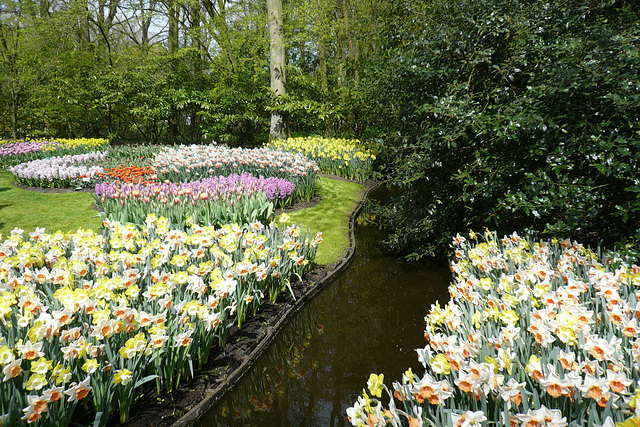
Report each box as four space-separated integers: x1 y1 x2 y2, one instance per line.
198 186 451 427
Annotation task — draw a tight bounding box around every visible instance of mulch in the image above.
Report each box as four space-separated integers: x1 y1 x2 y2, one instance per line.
12 182 94 193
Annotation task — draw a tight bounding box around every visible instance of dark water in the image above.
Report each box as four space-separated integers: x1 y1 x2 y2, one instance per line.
197 186 451 427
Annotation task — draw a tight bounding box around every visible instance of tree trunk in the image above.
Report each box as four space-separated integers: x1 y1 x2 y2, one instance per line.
318 36 327 92
10 89 19 140
167 0 180 137
267 0 288 140
168 0 179 54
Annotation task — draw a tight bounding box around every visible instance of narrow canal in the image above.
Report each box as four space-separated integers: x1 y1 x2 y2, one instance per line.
197 186 451 426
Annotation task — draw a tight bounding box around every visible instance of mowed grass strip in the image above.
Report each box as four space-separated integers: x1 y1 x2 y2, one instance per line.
0 170 364 266
0 170 102 238
288 177 365 265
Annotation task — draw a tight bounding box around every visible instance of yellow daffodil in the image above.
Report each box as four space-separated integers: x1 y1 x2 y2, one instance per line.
367 373 384 398
430 354 451 375
30 357 52 375
26 373 47 391
113 368 133 385
82 358 99 374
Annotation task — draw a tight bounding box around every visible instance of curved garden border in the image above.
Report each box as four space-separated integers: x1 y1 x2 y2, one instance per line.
166 178 380 427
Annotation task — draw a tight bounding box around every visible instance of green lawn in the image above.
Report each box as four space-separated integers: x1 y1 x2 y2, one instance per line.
0 170 102 238
288 177 365 265
0 170 365 265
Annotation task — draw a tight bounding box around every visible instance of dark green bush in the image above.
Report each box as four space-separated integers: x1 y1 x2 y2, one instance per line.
370 0 640 259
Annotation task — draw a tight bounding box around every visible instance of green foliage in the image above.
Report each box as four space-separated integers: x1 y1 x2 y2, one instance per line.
370 0 640 259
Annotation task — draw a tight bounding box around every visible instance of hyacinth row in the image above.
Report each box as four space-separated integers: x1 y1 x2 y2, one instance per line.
0 139 109 169
0 213 321 426
267 136 377 182
8 152 108 188
152 145 320 201
348 231 640 427
94 173 296 227
0 141 58 157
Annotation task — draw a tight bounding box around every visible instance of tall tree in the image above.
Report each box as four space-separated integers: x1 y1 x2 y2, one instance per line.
267 0 288 140
0 0 41 139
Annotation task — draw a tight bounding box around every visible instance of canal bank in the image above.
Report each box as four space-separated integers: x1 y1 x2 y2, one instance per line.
121 176 375 426
193 185 451 426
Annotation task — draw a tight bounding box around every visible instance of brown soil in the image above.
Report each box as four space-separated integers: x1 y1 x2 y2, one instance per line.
12 181 94 193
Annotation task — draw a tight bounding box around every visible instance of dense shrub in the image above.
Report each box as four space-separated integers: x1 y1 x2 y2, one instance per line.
370 0 640 259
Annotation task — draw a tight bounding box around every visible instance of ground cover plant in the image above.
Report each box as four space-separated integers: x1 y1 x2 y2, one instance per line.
0 213 320 426
286 177 365 266
267 136 377 182
348 230 640 426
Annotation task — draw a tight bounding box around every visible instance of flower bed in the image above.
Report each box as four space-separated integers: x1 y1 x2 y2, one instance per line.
0 139 109 169
348 231 640 426
152 145 320 201
8 152 107 188
94 173 296 227
0 213 320 426
93 165 157 185
267 136 377 182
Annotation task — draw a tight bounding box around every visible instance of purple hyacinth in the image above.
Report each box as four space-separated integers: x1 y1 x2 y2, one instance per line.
95 173 295 202
0 141 59 157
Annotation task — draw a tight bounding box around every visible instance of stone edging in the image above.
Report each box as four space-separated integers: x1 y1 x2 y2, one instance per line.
171 179 380 427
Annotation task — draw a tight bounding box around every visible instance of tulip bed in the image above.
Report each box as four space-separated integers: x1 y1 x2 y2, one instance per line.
7 145 161 189
152 145 320 201
9 152 109 188
348 231 640 427
6 142 321 229
267 136 377 182
94 173 295 227
0 213 321 426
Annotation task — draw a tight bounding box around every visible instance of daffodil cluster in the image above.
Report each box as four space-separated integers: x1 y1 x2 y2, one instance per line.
0 213 320 426
348 230 640 427
267 137 377 182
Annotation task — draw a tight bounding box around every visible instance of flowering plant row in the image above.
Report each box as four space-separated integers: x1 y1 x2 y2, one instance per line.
267 137 377 182
94 173 296 227
0 139 109 169
8 152 108 188
152 145 320 201
93 165 157 185
348 231 640 427
80 145 162 186
0 213 321 426
5 145 161 189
